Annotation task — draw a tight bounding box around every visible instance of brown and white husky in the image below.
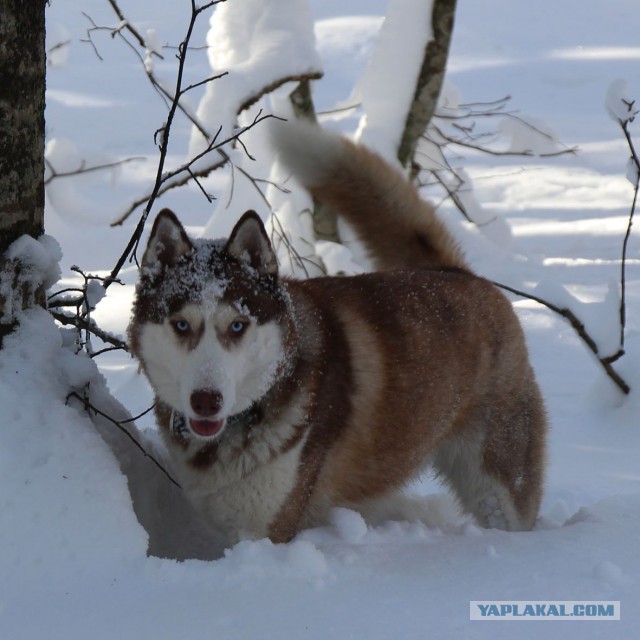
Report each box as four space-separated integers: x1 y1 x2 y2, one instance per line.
129 121 547 544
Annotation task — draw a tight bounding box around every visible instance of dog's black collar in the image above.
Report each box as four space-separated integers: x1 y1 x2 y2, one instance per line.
170 404 260 437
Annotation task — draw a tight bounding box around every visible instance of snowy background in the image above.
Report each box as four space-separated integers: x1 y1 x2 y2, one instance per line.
1 0 639 637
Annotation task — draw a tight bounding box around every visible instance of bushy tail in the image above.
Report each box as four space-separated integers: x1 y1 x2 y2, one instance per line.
270 120 468 272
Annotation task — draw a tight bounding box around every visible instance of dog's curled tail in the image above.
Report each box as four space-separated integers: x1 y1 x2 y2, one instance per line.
271 120 468 272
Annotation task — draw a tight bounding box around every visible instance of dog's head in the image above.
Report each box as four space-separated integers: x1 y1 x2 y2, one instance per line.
129 209 292 440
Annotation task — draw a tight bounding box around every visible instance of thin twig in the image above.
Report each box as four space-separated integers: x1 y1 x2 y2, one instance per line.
121 403 157 425
109 113 279 227
619 172 638 354
429 123 578 158
430 170 472 223
618 117 640 355
109 154 227 226
44 156 145 185
67 391 181 489
105 0 164 58
103 1 227 286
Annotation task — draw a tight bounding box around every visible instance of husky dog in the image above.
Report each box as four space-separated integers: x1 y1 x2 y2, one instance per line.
129 121 546 544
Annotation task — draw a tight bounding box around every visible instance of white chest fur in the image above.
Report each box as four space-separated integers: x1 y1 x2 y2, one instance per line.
166 400 308 542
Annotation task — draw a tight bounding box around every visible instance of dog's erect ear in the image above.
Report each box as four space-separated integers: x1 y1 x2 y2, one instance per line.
142 209 193 271
225 210 278 277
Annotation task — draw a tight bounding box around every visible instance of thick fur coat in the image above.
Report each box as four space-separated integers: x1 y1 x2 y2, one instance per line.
129 122 547 544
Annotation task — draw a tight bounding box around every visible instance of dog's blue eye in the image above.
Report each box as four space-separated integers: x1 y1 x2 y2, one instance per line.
230 320 246 335
174 320 190 334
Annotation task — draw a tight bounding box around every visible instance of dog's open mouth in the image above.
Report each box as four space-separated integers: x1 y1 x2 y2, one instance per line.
189 418 225 438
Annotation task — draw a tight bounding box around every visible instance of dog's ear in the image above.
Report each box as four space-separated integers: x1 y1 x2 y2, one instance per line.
142 208 193 270
225 210 278 277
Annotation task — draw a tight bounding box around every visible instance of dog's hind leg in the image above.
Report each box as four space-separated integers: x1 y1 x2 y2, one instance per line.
432 392 546 531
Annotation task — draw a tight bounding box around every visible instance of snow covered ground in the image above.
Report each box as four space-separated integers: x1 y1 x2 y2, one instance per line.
1 0 639 637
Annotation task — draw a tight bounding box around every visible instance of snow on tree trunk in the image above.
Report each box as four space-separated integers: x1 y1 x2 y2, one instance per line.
398 0 457 171
0 0 47 344
355 0 455 171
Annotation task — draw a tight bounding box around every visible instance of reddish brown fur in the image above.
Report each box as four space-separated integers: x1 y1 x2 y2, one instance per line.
267 269 546 539
266 124 547 538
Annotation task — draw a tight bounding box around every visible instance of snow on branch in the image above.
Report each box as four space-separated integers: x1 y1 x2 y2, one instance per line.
48 265 128 356
412 94 576 247
104 0 165 59
188 0 323 158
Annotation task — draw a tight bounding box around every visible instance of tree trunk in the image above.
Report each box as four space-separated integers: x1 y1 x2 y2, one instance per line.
0 0 47 345
397 0 457 172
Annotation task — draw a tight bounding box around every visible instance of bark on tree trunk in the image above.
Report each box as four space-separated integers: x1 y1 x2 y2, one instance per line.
0 0 47 344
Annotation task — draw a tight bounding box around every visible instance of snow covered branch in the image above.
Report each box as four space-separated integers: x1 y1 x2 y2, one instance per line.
51 310 129 355
48 265 128 355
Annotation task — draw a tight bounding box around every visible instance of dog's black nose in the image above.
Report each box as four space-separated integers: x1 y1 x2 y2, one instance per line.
190 389 223 417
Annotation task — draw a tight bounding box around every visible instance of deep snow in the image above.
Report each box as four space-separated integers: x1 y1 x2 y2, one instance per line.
1 0 639 638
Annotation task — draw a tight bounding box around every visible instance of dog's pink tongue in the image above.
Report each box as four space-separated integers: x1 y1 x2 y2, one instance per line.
189 418 224 437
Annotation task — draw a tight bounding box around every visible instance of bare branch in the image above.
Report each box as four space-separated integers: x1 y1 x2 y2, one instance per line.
109 154 227 226
182 71 229 94
111 110 280 227
44 156 145 185
67 391 181 488
494 281 630 395
617 117 640 355
496 282 630 394
47 39 70 64
105 0 164 58
102 1 220 286
429 171 472 223
428 123 578 158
